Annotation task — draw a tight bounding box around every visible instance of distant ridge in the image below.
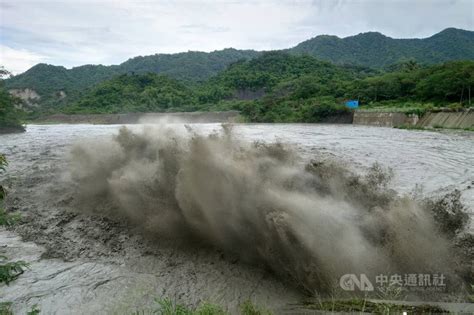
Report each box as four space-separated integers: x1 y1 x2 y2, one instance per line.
289 28 474 68
5 28 473 104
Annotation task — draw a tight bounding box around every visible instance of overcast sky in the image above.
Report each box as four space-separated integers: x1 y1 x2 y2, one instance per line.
1 0 473 74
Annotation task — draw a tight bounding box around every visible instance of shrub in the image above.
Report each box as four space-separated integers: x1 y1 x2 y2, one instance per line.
0 256 29 285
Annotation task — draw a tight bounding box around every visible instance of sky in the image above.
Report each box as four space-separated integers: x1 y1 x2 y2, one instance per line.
0 0 473 74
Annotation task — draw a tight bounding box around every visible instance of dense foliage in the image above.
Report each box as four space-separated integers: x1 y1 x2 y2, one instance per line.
352 60 474 103
5 49 259 108
5 28 472 109
0 88 23 129
196 52 374 103
64 74 198 114
204 55 473 122
120 48 259 82
60 52 473 122
292 28 474 68
0 68 24 131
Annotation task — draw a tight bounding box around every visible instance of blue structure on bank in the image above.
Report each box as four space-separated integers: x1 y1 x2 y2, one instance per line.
345 100 359 109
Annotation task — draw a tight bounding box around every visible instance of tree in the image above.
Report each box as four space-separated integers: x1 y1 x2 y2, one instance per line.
0 67 24 132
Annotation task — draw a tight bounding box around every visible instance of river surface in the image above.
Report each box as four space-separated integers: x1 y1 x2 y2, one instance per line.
0 124 473 314
2 124 473 205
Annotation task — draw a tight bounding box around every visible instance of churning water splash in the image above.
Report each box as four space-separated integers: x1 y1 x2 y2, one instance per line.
68 124 470 294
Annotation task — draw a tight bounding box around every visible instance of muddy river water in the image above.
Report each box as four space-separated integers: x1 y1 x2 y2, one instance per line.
0 124 473 314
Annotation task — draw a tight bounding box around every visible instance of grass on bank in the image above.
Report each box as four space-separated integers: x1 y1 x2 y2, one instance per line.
0 302 40 315
0 256 29 285
0 208 21 227
303 298 447 314
141 297 452 315
395 124 474 132
133 298 272 315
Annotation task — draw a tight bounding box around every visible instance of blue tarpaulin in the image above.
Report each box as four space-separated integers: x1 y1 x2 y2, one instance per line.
345 100 359 108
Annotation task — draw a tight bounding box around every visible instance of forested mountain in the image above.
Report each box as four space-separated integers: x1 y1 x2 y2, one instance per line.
5 28 473 109
65 73 198 114
62 51 473 123
119 49 260 82
64 52 367 114
195 51 375 104
5 48 259 106
290 28 474 68
6 63 118 98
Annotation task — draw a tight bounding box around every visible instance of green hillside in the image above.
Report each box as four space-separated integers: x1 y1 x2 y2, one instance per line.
5 49 258 107
61 52 473 123
63 52 366 116
290 28 474 68
64 73 197 114
4 28 473 109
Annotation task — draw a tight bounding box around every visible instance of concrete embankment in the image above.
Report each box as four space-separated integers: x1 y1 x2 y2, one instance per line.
354 109 474 129
38 111 241 124
353 111 418 127
416 109 474 129
31 108 474 129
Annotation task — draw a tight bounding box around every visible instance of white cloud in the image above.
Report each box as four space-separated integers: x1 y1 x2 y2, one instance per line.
0 0 473 74
0 45 47 74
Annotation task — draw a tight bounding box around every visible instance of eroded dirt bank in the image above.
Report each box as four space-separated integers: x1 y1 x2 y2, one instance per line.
0 124 473 314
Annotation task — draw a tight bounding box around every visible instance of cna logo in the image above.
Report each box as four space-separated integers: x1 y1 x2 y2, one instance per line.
340 274 374 291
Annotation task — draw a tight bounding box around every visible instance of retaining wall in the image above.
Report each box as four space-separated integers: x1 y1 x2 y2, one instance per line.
353 111 417 127
416 109 474 129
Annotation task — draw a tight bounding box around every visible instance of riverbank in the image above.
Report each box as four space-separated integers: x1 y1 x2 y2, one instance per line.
34 111 241 125
0 126 25 134
353 108 474 130
29 108 474 131
417 109 474 129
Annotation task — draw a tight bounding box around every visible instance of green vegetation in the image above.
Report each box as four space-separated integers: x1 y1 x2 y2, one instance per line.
154 298 226 315
0 67 24 132
0 256 29 285
0 154 28 286
0 154 6 173
2 33 474 124
63 74 198 114
120 49 260 82
396 124 474 132
213 56 473 122
151 298 271 315
0 208 20 227
0 302 13 315
239 301 272 315
6 28 473 108
59 52 370 122
303 298 447 314
150 298 449 315
353 60 473 104
5 49 259 109
26 305 41 315
0 303 40 315
292 27 474 68
34 54 474 123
